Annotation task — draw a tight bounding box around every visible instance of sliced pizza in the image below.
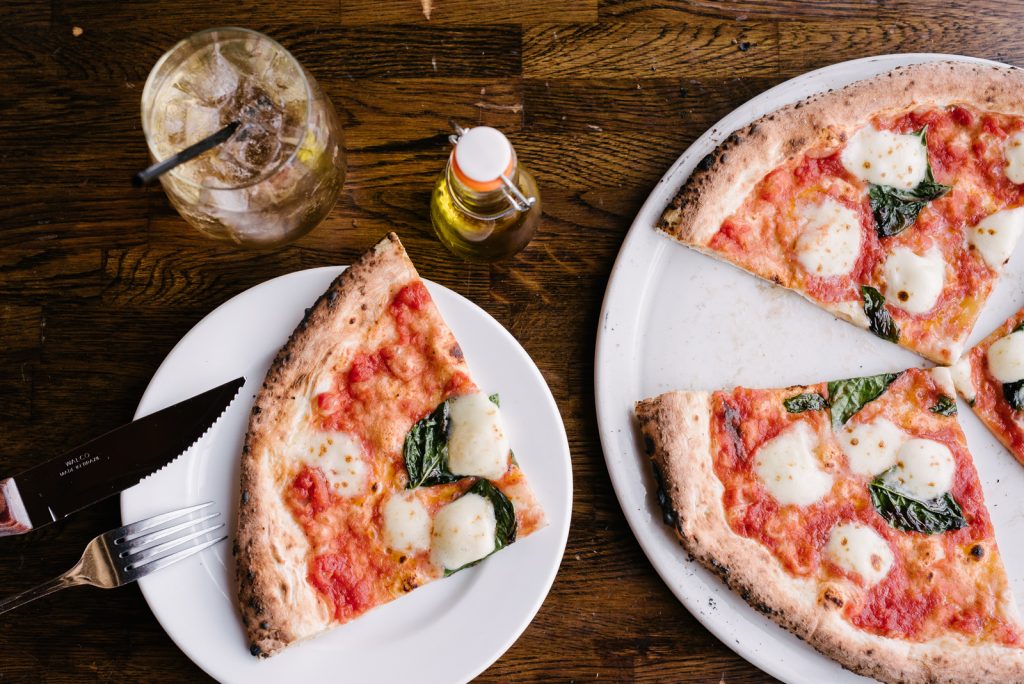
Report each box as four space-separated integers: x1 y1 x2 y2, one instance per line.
953 304 1024 465
636 367 1024 683
660 61 1024 364
235 233 545 657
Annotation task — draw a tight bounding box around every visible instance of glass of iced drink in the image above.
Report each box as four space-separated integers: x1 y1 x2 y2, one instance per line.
141 28 345 248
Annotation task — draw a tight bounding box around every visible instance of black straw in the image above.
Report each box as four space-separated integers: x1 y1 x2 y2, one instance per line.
133 121 240 187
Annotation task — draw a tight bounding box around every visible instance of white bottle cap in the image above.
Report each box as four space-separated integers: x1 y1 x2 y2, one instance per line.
452 126 514 191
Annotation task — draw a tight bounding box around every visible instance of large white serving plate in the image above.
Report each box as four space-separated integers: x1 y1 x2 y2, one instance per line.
595 54 1024 683
122 266 572 683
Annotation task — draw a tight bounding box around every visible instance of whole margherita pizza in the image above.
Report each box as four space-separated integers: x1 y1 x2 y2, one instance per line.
954 304 1024 464
636 368 1024 683
235 234 545 657
660 61 1024 364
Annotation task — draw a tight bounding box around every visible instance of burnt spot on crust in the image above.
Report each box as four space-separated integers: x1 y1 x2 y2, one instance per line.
448 342 464 360
260 621 270 630
250 644 262 657
822 587 845 610
326 289 339 307
642 434 655 455
401 577 419 593
695 153 715 172
970 544 985 559
241 490 250 504
251 405 261 415
650 462 678 527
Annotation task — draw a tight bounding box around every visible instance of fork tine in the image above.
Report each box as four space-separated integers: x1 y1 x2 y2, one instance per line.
120 512 220 549
112 502 215 540
125 535 227 579
121 522 226 566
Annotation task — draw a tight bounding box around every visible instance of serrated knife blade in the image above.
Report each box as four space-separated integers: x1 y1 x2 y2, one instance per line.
0 376 245 536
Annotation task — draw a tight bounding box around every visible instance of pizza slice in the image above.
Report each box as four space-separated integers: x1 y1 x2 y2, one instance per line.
660 61 1024 364
636 367 1024 683
235 233 545 657
953 304 1024 465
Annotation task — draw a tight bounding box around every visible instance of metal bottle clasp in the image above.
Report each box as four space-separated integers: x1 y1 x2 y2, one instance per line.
448 120 536 213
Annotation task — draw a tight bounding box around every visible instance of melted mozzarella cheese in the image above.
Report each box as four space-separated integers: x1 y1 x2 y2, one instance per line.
967 208 1024 270
295 430 368 496
951 358 976 402
987 330 1024 383
447 393 510 480
891 438 955 500
831 299 870 328
430 492 497 570
837 418 905 477
1005 132 1024 184
841 126 928 190
882 246 945 315
382 492 431 554
795 199 863 277
753 422 833 506
825 522 894 586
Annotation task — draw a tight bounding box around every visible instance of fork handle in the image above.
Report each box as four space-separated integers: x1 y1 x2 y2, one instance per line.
0 571 84 616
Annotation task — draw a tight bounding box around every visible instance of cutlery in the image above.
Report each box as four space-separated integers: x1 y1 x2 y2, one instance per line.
0 502 226 615
0 377 245 536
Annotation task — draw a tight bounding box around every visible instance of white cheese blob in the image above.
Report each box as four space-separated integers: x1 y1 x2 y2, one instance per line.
841 126 928 190
891 438 956 500
825 522 894 586
951 358 976 402
837 418 905 477
753 422 833 506
967 208 1024 270
430 492 497 570
447 392 511 480
795 198 863 277
882 246 946 315
1005 131 1024 184
831 299 870 328
987 330 1024 383
382 492 431 554
296 431 368 496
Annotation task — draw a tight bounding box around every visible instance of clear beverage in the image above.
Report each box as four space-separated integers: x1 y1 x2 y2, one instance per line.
141 28 345 248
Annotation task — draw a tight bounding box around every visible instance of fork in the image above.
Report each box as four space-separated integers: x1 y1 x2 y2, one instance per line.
0 502 225 615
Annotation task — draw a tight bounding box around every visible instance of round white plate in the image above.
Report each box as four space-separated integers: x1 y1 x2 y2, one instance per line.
122 267 571 684
595 54 1024 684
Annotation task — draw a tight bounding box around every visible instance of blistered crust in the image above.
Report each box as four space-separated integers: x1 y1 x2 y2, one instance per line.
236 233 418 658
635 389 1024 684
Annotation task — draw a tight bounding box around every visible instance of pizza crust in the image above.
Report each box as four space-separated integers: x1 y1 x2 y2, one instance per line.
635 389 1024 684
236 233 419 658
660 61 1024 246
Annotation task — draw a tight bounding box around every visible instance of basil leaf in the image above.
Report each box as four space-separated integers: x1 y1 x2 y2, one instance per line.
827 372 901 430
403 401 459 489
488 393 500 407
783 392 829 413
930 395 958 416
868 128 951 238
861 286 899 343
868 467 967 534
1015 321 1024 334
444 479 518 575
1004 380 1024 411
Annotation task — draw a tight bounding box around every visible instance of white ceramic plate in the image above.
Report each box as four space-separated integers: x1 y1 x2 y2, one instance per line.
121 266 571 684
595 54 1024 684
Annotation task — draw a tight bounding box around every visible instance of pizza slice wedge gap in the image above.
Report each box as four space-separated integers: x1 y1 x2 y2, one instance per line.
636 367 1024 683
660 61 1024 364
235 233 545 657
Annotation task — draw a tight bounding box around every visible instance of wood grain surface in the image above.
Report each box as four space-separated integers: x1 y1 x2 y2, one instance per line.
1 1 1021 681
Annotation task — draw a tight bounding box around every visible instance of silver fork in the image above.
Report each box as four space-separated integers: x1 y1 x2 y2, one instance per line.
0 502 225 615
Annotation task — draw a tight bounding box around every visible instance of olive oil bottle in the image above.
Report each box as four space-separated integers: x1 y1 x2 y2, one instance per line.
431 123 541 262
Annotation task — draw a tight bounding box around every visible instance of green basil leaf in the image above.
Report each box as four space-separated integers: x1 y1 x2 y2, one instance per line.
868 467 967 534
868 128 951 238
783 392 829 413
1004 379 1024 411
443 479 518 575
1014 321 1024 333
403 400 459 489
827 372 901 431
488 393 500 407
861 286 899 343
930 395 958 416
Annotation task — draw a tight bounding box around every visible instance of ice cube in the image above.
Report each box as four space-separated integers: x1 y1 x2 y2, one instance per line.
176 43 241 106
184 104 221 146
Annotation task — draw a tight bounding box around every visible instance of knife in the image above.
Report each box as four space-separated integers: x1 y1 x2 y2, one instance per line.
0 376 245 536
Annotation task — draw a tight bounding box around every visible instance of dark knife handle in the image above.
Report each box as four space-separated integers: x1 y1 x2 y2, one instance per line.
0 478 32 536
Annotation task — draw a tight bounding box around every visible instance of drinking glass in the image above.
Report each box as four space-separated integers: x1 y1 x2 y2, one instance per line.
141 27 346 248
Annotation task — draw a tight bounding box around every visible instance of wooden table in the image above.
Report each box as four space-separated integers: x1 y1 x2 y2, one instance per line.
2 1 1021 681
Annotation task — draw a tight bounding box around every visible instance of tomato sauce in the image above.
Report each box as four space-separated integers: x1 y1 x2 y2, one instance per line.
710 370 1021 645
706 106 1024 363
